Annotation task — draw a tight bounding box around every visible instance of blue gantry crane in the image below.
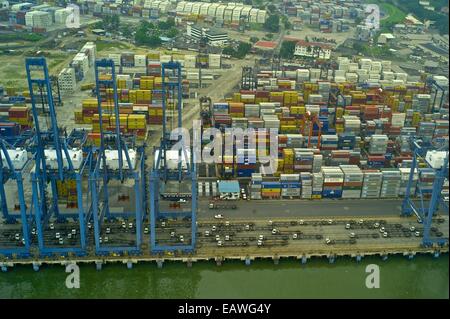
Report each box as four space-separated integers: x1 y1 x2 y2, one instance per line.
90 59 145 256
26 57 91 257
0 136 34 258
149 61 197 253
401 137 449 247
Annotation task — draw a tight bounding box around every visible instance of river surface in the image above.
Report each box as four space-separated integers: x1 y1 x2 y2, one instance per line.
0 255 448 298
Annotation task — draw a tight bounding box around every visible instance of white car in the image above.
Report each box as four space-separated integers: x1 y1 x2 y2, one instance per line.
71 229 76 235
212 226 217 231
170 232 175 238
299 220 304 225
121 222 126 229
271 229 278 235
325 238 332 245
383 232 388 238
225 235 230 241
293 233 298 239
374 222 380 228
204 230 210 236
410 226 415 232
68 233 72 239
106 228 111 234
345 223 351 229
128 223 133 229
215 235 220 241
214 214 224 219
179 199 186 203
50 223 55 230
14 233 20 240
257 240 263 246
328 219 333 225
245 224 250 231
179 235 184 242
349 232 356 239
225 221 230 226
104 236 109 243
217 240 223 247
144 227 149 234
59 238 64 245
415 231 420 237
161 221 166 227
379 227 385 233
259 235 264 241
55 233 61 239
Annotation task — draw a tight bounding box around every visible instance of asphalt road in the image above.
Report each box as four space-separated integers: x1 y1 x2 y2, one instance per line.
195 198 444 219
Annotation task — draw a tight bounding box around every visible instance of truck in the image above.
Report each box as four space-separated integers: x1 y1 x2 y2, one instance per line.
208 202 237 210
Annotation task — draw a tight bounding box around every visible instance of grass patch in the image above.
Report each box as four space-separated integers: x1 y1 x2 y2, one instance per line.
0 33 44 42
96 40 131 52
379 2 407 25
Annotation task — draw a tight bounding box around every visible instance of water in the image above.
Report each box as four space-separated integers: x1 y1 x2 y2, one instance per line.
0 255 448 299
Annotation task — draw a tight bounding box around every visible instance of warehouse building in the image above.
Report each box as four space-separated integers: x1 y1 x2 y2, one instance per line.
187 23 228 46
294 40 333 60
218 180 240 200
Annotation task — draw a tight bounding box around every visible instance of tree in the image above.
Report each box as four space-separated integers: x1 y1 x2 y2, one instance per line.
280 41 296 59
250 36 259 43
120 24 133 38
267 4 276 13
158 17 175 30
263 14 280 33
222 42 252 58
147 35 162 47
166 27 179 39
222 46 235 56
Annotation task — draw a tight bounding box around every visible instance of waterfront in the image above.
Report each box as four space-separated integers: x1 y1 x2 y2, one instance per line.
0 254 448 299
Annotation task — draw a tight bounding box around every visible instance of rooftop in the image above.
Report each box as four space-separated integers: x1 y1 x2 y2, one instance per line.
380 33 395 39
218 180 240 194
254 40 278 50
296 40 333 50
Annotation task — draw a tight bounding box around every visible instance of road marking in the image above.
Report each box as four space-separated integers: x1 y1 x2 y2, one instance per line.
344 206 349 210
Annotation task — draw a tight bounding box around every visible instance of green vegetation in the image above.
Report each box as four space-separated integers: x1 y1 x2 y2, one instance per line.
94 14 120 32
222 42 252 59
264 14 280 33
379 2 407 30
396 0 449 34
353 41 393 58
120 24 133 38
281 15 292 30
267 4 277 13
157 17 176 31
365 0 449 34
0 33 44 42
96 40 130 52
280 40 296 59
250 36 260 43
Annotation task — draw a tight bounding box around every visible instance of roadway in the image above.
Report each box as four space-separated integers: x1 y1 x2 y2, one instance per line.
196 198 445 219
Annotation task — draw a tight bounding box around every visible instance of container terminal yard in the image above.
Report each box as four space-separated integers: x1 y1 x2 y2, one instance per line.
0 3 449 274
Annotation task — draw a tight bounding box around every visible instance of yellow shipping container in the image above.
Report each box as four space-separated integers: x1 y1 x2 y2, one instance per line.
147 51 160 60
233 93 241 102
82 99 98 108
